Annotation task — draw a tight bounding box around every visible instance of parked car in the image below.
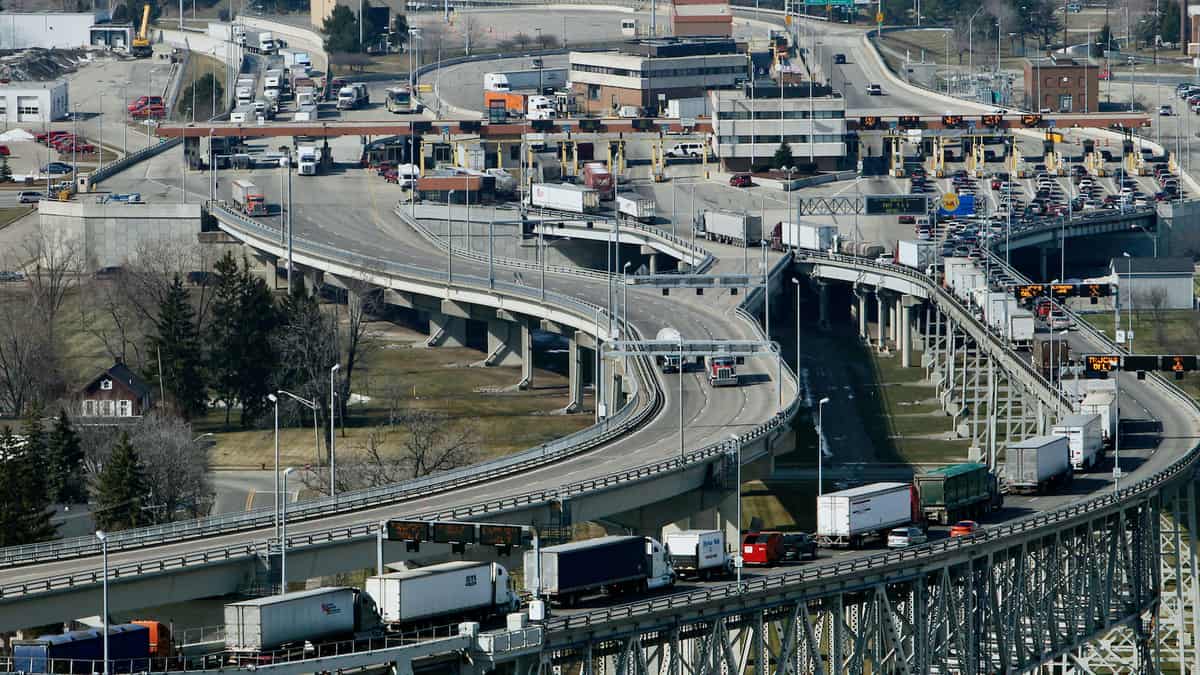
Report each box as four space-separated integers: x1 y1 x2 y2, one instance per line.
17 190 43 204
1160 104 1175 116
0 144 9 156
127 95 164 112
729 173 753 188
949 520 981 537
887 526 929 548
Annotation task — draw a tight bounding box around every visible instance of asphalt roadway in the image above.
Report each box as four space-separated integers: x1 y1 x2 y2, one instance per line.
5 8 1198 625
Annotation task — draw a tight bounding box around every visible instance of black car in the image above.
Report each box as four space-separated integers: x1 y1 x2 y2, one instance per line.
834 53 847 64
782 533 818 561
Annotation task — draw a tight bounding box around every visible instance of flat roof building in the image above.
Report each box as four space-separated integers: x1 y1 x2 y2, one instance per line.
0 11 110 50
0 81 69 124
672 0 733 37
569 38 746 116
709 82 847 171
1023 56 1099 113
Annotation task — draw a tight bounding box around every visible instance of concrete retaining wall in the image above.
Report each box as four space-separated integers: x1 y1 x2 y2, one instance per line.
39 200 202 272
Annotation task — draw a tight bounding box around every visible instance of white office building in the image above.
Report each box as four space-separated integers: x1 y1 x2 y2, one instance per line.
0 81 70 124
0 12 109 50
709 83 847 171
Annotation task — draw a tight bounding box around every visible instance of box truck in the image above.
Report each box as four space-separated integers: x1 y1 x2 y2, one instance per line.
1052 413 1104 470
816 482 916 548
242 29 276 54
664 529 731 579
1007 308 1035 346
224 587 374 653
12 625 150 674
366 561 519 628
524 535 674 607
897 239 937 270
231 179 267 216
1032 335 1070 378
913 462 1003 525
279 48 312 72
483 68 568 93
617 195 656 222
528 183 600 214
1002 435 1072 493
702 210 763 246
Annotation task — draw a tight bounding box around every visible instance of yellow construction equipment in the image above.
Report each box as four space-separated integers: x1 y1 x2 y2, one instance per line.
131 4 152 58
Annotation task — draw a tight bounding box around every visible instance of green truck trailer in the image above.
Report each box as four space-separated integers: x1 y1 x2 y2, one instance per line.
914 463 1003 525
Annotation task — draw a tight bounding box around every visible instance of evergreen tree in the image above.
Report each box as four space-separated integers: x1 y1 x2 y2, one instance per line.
94 433 149 532
772 142 796 170
208 253 279 428
13 410 56 543
47 409 86 504
0 156 12 183
148 275 208 419
0 427 21 547
323 5 361 53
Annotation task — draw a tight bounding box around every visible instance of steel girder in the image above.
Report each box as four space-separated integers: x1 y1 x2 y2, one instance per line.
541 494 1161 674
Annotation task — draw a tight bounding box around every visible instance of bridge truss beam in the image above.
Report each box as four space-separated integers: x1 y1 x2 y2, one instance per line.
541 489 1166 673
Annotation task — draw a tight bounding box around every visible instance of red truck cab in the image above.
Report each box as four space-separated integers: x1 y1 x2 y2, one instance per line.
707 356 738 386
741 531 784 565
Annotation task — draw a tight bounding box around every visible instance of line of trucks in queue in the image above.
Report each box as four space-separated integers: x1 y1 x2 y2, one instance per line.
524 181 656 223
654 327 739 386
483 68 569 121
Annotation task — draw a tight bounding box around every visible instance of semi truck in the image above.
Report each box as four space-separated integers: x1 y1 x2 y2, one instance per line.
484 91 529 117
617 195 656 222
1081 389 1117 445
12 624 151 673
816 482 916 548
582 162 614 200
366 561 519 628
1051 413 1104 470
337 83 369 110
774 222 836 252
1002 435 1072 494
242 29 277 54
913 462 1003 525
224 587 377 653
231 179 267 216
524 535 674 607
296 145 325 175
706 355 738 386
279 47 312 72
664 529 731 579
528 183 600 214
655 327 682 373
701 210 763 246
483 68 568 93
1032 335 1070 378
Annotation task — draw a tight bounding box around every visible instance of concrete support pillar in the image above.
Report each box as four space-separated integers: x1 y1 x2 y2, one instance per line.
302 268 323 296
901 300 914 368
875 292 887 350
648 253 658 275
857 290 868 339
817 280 830 331
485 319 524 367
1039 245 1050 281
890 298 900 346
519 322 534 389
714 488 740 555
566 331 585 413
425 311 466 348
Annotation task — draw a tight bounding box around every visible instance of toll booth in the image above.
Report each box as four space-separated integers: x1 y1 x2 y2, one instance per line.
362 135 418 168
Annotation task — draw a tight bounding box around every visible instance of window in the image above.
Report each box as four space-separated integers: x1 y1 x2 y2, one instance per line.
588 84 601 101
465 574 477 586
101 400 115 417
18 102 39 116
83 400 96 417
1058 94 1073 112
118 400 132 417
100 378 113 391
0 99 6 119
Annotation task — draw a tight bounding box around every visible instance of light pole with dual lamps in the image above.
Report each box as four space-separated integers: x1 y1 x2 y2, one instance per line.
729 433 743 590
268 393 280 545
329 363 340 495
95 530 110 675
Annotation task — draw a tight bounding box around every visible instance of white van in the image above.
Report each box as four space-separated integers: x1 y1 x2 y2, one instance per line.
666 142 707 158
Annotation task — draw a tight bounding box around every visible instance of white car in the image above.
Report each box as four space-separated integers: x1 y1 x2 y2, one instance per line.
866 83 883 96
1048 311 1072 330
887 526 928 549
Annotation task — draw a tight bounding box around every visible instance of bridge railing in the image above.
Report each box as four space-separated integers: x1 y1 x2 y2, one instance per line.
0 205 652 571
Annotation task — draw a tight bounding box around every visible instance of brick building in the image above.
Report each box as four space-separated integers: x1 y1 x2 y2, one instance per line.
1022 56 1098 113
569 38 746 116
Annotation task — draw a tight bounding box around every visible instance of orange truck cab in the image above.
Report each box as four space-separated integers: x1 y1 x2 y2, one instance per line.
131 620 171 656
483 90 526 116
740 531 784 565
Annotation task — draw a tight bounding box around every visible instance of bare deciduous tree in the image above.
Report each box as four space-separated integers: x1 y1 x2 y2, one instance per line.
19 226 82 344
1137 287 1170 346
0 295 59 416
80 414 213 521
336 281 380 416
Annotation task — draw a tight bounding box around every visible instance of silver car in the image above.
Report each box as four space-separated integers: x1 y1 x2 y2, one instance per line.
887 526 928 549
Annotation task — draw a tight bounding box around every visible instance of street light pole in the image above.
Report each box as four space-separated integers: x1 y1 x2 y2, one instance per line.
329 363 340 495
729 433 742 590
96 530 109 675
792 278 802 400
968 7 985 99
268 393 279 546
447 190 455 282
281 467 294 589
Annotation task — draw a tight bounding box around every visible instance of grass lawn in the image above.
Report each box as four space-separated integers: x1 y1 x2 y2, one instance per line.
740 479 819 532
0 206 32 229
1080 308 1200 400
